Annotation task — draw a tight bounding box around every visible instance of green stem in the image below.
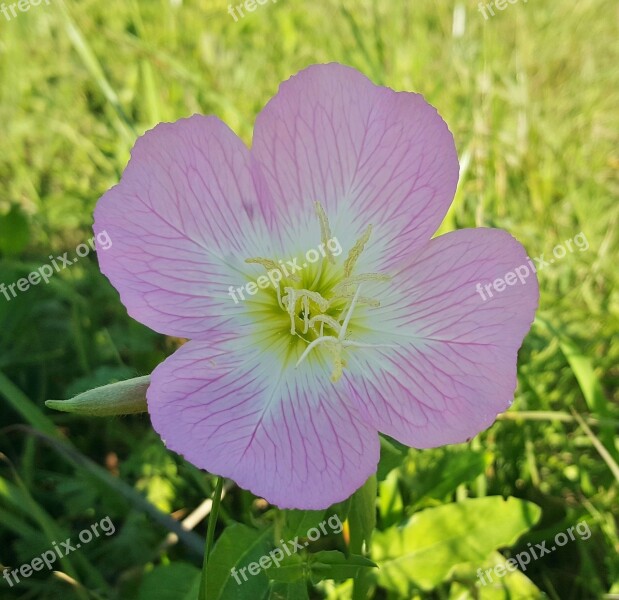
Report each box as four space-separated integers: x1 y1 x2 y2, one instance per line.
199 476 225 600
349 475 377 600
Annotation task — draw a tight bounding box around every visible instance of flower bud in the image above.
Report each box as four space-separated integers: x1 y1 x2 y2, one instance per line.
45 376 150 416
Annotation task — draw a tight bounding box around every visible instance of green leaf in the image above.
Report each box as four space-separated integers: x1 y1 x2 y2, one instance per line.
378 469 403 526
558 336 618 460
0 371 59 438
265 550 376 586
558 338 607 416
19 428 204 556
0 205 29 256
138 563 201 600
309 550 377 584
377 435 407 481
410 448 486 508
330 497 352 524
206 523 273 600
55 0 136 145
348 475 377 555
264 553 306 583
283 509 326 540
0 470 107 596
450 550 544 599
537 317 617 460
269 581 309 600
372 496 541 593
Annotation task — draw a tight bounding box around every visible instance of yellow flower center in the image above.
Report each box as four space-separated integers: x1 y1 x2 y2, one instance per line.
244 203 393 382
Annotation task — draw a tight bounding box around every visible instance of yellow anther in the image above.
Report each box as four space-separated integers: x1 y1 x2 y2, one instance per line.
301 295 310 333
245 257 300 281
315 202 335 264
327 343 345 383
283 287 298 334
244 206 393 383
245 257 279 270
337 295 381 308
331 273 391 295
283 288 330 313
282 287 332 336
343 225 373 277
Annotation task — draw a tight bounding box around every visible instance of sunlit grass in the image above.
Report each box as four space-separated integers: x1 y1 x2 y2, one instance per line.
0 0 617 598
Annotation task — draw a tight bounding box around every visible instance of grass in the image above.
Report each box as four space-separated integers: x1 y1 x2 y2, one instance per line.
0 0 617 598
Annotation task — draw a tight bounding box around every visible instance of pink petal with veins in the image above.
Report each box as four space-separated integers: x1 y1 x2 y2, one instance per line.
148 338 380 509
252 63 459 270
343 228 539 447
94 115 277 340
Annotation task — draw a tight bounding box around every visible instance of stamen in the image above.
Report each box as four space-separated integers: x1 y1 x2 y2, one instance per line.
301 295 310 334
245 257 280 271
275 283 284 310
284 288 329 313
331 273 391 295
245 208 394 382
283 288 297 334
327 343 345 383
343 224 373 277
295 284 396 380
308 314 342 336
282 287 331 336
314 202 335 264
245 257 300 281
339 295 381 308
295 285 362 369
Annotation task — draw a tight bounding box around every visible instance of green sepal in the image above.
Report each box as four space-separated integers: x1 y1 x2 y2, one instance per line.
45 375 150 416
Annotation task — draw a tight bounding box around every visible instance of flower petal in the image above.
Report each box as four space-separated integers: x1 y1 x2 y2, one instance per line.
342 228 539 447
148 338 380 509
252 63 459 269
94 115 277 339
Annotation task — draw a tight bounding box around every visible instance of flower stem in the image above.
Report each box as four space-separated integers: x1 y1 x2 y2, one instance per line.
198 476 225 600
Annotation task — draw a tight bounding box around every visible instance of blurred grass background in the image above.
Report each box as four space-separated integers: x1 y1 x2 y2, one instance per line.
0 0 617 598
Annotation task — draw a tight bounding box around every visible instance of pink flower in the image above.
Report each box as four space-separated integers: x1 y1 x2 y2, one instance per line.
94 63 538 509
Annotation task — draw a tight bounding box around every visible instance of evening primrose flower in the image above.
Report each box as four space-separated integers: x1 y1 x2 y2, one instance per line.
93 63 538 509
